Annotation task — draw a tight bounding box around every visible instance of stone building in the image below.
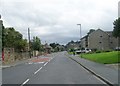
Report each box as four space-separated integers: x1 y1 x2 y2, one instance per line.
66 41 80 50
81 29 118 51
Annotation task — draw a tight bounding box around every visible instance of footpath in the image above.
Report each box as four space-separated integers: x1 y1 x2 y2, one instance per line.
67 54 119 85
1 53 55 69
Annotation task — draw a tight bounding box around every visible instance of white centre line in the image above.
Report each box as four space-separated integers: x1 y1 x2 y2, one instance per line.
44 62 48 66
34 67 42 74
21 79 30 85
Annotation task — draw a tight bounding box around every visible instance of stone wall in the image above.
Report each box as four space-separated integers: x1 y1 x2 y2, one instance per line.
3 48 29 65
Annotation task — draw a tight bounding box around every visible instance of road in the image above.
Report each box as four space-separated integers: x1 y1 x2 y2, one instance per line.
2 52 104 85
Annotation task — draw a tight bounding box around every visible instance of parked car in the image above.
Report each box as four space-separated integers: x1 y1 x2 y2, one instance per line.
115 47 120 51
75 48 91 54
75 50 82 54
84 48 91 53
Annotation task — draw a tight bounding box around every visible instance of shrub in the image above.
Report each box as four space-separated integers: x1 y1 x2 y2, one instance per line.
91 48 97 52
96 51 101 53
104 50 111 52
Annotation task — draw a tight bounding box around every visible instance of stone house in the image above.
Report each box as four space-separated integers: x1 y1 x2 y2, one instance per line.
43 43 52 54
81 29 118 51
66 41 80 50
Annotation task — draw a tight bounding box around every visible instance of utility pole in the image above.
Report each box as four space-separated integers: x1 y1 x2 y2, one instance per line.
77 24 82 57
28 28 31 58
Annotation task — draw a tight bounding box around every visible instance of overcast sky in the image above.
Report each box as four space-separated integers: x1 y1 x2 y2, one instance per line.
0 0 119 45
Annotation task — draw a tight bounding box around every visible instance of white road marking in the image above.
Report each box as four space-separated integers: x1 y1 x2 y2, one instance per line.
22 79 29 85
44 62 48 66
28 62 33 64
93 75 106 84
38 62 44 64
80 65 90 74
34 67 42 74
34 62 44 64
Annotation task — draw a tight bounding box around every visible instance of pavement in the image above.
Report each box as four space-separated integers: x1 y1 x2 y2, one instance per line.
66 54 119 85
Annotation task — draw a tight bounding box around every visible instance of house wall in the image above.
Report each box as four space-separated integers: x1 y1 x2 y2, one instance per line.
88 29 110 50
109 35 118 49
3 48 29 65
81 38 86 48
80 29 118 51
66 43 80 50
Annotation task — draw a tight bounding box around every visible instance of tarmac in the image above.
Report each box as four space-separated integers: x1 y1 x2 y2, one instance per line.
1 52 120 85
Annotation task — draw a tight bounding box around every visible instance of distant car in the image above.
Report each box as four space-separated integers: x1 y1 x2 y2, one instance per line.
84 48 91 53
115 47 120 51
75 50 82 54
75 48 91 54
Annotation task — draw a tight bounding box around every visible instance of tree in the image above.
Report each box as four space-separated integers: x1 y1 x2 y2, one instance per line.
31 36 41 51
50 43 56 49
113 18 120 48
2 27 27 52
49 43 60 49
87 29 95 35
113 18 120 37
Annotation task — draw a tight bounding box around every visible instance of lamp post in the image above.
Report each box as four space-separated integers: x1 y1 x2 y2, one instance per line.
77 24 81 41
77 24 82 57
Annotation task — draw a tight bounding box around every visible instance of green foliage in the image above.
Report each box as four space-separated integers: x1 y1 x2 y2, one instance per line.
87 29 95 35
50 43 61 52
31 36 41 51
2 27 27 52
69 48 74 52
95 51 101 53
113 18 120 37
50 43 57 49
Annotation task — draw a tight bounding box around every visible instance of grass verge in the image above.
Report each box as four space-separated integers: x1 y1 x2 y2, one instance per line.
81 51 120 64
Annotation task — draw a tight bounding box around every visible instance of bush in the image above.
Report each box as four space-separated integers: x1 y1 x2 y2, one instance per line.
91 48 97 52
96 51 101 53
104 50 111 52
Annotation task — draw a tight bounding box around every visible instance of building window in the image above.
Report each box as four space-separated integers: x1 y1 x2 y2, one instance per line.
111 42 113 44
99 42 102 43
100 36 102 37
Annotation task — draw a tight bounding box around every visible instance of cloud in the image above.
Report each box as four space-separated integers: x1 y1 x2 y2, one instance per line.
1 0 119 45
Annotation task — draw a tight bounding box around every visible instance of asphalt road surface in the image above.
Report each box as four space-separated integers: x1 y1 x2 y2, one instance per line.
2 52 104 84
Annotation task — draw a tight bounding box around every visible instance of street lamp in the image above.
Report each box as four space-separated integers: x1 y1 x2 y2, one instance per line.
77 24 82 57
77 24 82 42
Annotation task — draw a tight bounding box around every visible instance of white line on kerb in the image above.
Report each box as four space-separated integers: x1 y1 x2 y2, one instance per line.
22 79 29 85
34 67 42 74
44 62 48 66
93 75 106 84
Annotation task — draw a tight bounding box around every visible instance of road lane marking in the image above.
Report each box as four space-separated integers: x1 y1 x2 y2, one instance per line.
44 62 48 66
34 62 44 64
34 67 42 74
22 79 29 85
